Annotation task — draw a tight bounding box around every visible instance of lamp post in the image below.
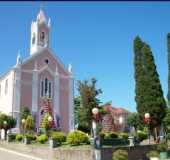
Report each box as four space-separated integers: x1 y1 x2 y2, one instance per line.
3 121 7 140
21 119 26 135
92 107 99 139
144 113 151 144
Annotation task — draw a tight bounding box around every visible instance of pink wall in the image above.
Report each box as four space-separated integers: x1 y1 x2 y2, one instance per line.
20 72 32 111
60 78 69 133
20 49 70 133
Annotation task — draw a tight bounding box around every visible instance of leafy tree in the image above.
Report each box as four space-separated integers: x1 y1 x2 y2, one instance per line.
0 113 16 139
134 36 167 139
167 33 170 107
24 115 35 133
127 112 139 132
76 78 102 133
163 108 170 134
41 113 51 130
20 107 31 120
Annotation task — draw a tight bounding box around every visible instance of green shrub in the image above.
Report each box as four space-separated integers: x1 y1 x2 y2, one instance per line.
167 133 170 140
7 133 16 141
157 141 168 152
24 134 37 141
136 131 147 142
16 134 23 141
51 132 66 144
99 132 105 139
119 133 129 140
106 132 118 139
112 149 128 160
67 130 89 146
37 134 48 144
146 150 159 158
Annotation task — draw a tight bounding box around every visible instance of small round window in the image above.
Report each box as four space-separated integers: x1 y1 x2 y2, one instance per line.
45 59 49 64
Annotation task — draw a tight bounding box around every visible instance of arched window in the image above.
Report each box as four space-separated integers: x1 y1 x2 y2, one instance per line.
45 78 48 96
40 78 52 98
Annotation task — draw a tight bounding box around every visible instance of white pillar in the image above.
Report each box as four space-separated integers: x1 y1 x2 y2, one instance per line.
68 75 74 131
31 62 38 130
13 64 21 133
54 71 60 129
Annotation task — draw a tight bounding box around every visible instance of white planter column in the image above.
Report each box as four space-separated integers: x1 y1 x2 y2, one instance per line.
31 62 38 130
54 68 60 129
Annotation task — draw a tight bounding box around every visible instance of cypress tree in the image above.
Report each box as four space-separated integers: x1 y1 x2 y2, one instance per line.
134 36 167 136
142 44 166 128
167 33 170 107
133 36 146 117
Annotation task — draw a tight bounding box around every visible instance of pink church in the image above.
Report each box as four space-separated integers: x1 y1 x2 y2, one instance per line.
0 9 74 133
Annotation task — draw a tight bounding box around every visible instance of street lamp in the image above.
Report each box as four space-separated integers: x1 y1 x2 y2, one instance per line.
3 121 7 140
92 107 99 139
21 119 26 135
144 113 151 144
48 116 53 122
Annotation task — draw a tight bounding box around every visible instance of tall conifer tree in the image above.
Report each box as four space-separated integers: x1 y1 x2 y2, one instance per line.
134 36 145 115
142 44 166 128
134 36 166 134
167 33 170 107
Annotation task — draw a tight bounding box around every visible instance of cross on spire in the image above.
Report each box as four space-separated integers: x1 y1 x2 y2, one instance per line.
40 1 45 11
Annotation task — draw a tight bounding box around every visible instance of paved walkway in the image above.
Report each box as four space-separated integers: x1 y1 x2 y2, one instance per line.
0 147 45 160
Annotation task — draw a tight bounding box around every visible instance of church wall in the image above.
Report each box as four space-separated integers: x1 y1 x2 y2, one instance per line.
20 72 32 111
0 70 14 115
60 78 69 133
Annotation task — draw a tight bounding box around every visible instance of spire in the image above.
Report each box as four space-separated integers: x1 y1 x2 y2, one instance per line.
68 64 73 74
48 18 51 28
37 2 46 24
16 50 21 66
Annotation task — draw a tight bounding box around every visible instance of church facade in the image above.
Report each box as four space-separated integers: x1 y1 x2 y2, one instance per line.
0 9 74 133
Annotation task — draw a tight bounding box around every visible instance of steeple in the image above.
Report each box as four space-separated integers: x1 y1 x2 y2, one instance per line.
30 6 50 55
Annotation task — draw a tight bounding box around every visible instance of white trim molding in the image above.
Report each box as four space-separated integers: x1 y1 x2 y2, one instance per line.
68 75 74 131
53 71 60 128
12 64 21 132
32 65 38 114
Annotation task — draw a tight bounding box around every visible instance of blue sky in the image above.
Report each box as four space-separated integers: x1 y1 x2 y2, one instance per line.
0 1 169 112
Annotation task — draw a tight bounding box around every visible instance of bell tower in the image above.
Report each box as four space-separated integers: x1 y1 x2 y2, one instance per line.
30 8 51 55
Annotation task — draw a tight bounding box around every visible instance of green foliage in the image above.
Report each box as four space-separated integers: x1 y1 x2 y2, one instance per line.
167 33 170 107
136 130 147 142
37 134 48 144
146 150 159 158
51 132 66 144
16 134 24 141
66 130 89 146
105 132 118 139
127 112 139 131
20 107 31 120
99 132 106 139
157 141 168 152
7 133 16 141
166 133 170 140
0 113 16 130
119 133 129 140
163 108 170 133
41 113 51 130
134 36 167 130
112 149 128 160
24 115 35 132
24 134 36 141
75 78 102 133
